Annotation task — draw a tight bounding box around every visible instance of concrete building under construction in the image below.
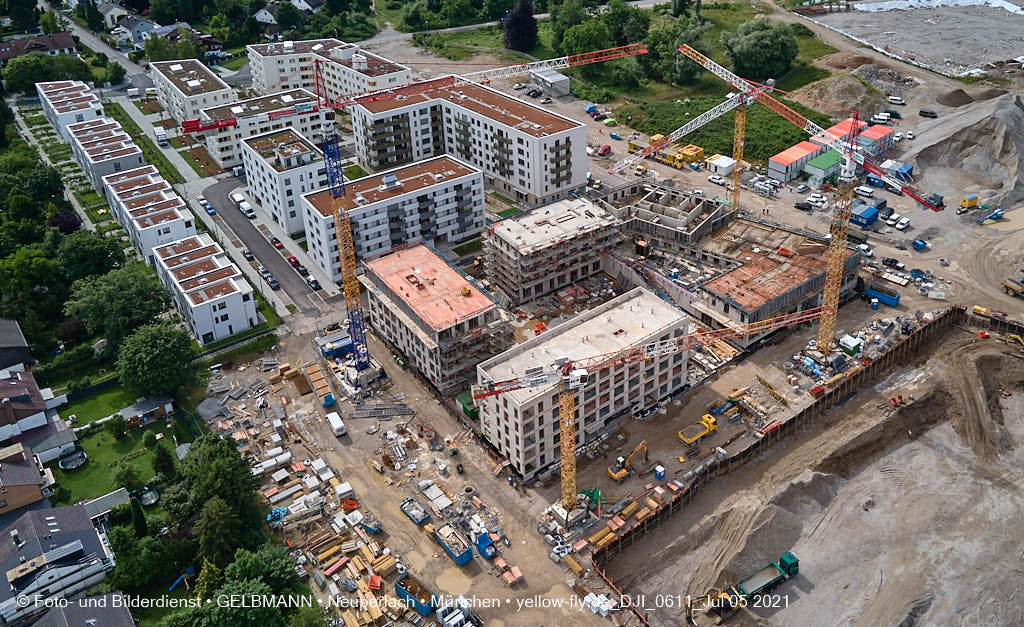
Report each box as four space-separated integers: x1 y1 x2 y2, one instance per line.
485 197 620 308
361 244 512 397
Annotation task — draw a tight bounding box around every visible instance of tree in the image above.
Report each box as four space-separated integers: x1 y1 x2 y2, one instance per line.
105 61 127 86
105 415 126 439
672 18 711 83
203 579 287 627
25 165 64 204
225 545 300 593
483 0 513 19
143 36 176 62
130 496 148 537
2 52 92 94
672 0 692 17
291 606 328 627
143 431 157 448
7 0 36 29
57 230 125 281
38 9 59 34
64 264 170 349
275 2 303 29
561 20 611 77
48 209 81 234
195 497 238 567
113 462 143 492
84 0 103 30
208 13 231 44
0 248 67 337
149 0 178 24
152 443 177 479
503 0 537 52
180 435 259 526
551 0 584 52
193 558 223 600
117 323 195 395
720 19 799 81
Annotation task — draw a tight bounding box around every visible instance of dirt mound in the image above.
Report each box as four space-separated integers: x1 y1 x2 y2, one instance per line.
823 52 874 70
938 88 974 107
717 504 803 585
906 93 1024 208
977 88 1008 101
794 74 887 122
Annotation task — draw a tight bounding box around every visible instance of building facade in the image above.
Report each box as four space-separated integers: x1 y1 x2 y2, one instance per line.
35 81 103 143
67 118 144 192
154 234 258 345
240 127 327 234
476 287 694 482
0 443 53 517
150 59 233 123
246 38 411 96
198 88 332 169
486 197 620 306
349 82 587 204
101 165 197 265
301 155 484 283
360 244 511 397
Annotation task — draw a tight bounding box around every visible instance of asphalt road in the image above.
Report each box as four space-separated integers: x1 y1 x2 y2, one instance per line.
203 177 319 314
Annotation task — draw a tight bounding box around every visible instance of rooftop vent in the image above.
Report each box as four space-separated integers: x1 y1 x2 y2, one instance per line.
379 173 401 191
169 63 184 73
354 195 367 205
283 40 294 50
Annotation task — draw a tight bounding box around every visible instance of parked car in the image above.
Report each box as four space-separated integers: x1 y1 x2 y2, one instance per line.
597 145 611 156
887 96 906 105
794 202 813 211
540 97 552 104
287 255 300 267
692 189 705 197
880 206 895 220
513 83 526 90
196 194 207 205
894 132 904 142
707 174 727 186
765 178 782 189
919 108 938 118
266 276 280 290
794 183 809 193
257 265 271 279
808 197 828 209
242 248 254 261
270 237 284 249
906 131 915 140
857 243 874 257
295 264 309 276
896 217 911 230
594 114 608 121
886 212 902 227
882 257 901 268
306 276 322 290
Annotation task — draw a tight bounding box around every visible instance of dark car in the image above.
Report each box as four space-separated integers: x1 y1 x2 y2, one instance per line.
919 108 938 118
270 237 284 249
880 206 895 220
794 202 813 211
594 114 608 121
306 276 322 290
266 276 280 290
242 248 254 261
295 264 309 276
882 257 901 268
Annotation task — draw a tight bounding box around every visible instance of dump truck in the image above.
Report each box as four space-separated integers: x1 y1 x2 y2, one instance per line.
678 414 717 445
686 553 799 624
1003 277 1024 297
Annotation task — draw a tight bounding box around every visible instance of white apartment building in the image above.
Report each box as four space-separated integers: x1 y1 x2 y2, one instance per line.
487 197 620 306
101 166 196 265
240 127 327 234
349 82 588 204
246 39 411 97
476 287 694 482
154 234 258 345
67 118 144 192
35 81 103 142
301 156 484 283
360 244 512 397
197 88 332 169
150 59 233 123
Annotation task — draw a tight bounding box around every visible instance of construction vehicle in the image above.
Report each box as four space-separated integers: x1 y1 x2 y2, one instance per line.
608 440 648 483
978 207 1006 225
1003 277 1024 297
473 307 826 515
634 164 648 176
678 414 718 445
626 134 704 169
1007 334 1024 348
686 553 799 624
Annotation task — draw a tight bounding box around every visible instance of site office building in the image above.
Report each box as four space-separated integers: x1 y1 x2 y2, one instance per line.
240 127 328 235
150 59 234 123
101 165 197 265
300 155 485 283
246 38 412 96
154 234 258 345
35 81 103 143
349 83 588 205
476 287 694 482
198 88 333 169
360 244 513 397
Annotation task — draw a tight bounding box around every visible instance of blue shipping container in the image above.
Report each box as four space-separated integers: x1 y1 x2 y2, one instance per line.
850 205 878 228
866 173 885 188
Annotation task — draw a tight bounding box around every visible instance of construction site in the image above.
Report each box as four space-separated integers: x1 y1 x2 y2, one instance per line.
155 8 1024 627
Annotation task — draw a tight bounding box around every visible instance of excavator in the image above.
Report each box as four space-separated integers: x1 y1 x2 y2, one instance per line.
607 440 648 483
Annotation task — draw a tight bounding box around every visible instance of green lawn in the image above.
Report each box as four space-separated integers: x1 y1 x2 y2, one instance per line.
104 102 185 184
343 163 368 179
452 239 483 256
413 21 556 61
220 56 248 71
50 418 194 506
62 382 145 425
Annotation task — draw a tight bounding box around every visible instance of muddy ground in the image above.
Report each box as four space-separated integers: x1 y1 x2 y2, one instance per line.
603 331 1024 626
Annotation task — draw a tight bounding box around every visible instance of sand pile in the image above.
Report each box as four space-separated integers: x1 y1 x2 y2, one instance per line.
938 88 974 107
905 93 1024 208
795 74 887 121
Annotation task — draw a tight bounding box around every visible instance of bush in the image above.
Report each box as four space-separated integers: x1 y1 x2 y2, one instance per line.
142 431 157 448
67 376 92 394
108 502 132 526
106 416 126 441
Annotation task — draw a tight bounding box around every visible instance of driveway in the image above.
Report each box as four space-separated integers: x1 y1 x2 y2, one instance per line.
203 178 321 315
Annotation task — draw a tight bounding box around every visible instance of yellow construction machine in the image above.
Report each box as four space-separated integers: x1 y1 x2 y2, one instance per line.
607 440 648 483
679 414 718 445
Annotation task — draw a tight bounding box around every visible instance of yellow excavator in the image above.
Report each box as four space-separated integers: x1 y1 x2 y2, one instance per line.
1007 334 1024 348
608 440 648 483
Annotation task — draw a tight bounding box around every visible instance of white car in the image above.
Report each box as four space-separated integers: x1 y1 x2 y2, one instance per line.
708 174 727 186
895 217 911 230
795 183 809 193
806 193 825 202
906 131 915 140
886 212 902 227
513 83 526 90
858 244 874 257
692 189 705 197
894 132 903 142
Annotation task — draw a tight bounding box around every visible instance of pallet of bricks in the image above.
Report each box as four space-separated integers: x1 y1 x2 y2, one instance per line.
304 362 335 406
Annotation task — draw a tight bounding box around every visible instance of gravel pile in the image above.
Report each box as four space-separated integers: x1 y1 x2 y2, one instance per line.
852 63 920 96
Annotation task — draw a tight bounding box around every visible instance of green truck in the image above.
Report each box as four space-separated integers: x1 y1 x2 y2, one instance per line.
687 553 799 624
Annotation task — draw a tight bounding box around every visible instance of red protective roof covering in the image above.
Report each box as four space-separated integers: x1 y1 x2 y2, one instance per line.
860 124 894 140
769 141 820 167
826 117 868 139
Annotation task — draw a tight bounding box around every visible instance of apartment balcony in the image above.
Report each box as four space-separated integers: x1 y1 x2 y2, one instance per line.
550 162 571 176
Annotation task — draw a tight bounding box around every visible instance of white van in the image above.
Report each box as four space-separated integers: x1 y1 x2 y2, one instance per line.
871 113 890 125
230 192 246 207
238 201 256 219
853 186 875 198
326 412 347 437
887 96 905 105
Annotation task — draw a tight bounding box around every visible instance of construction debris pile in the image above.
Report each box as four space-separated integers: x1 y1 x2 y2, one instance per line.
851 63 919 96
